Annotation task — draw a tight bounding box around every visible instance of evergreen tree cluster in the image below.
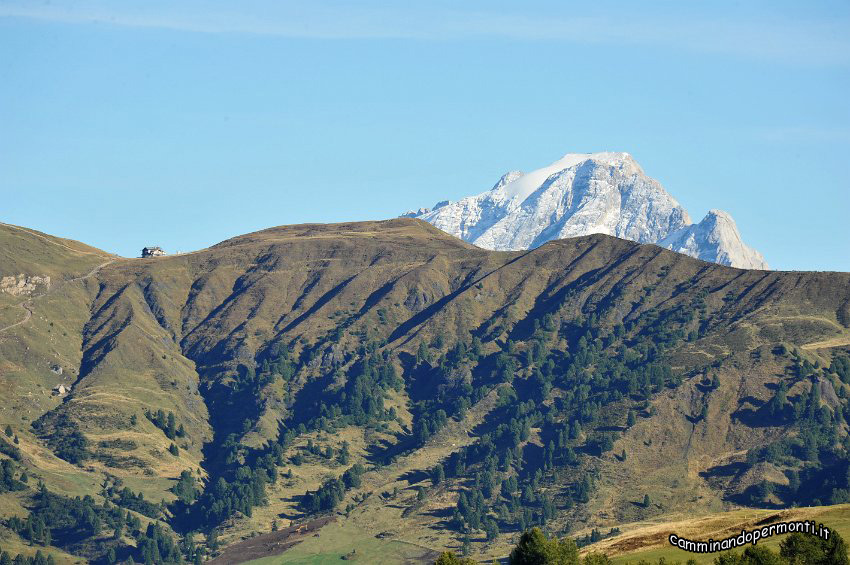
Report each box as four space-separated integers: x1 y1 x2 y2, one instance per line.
136 521 186 565
415 306 689 537
0 547 56 565
299 464 364 514
258 344 297 382
3 482 193 564
192 451 275 527
507 527 580 564
743 351 850 506
175 348 295 532
713 530 848 565
328 352 402 427
32 413 88 464
409 337 487 449
287 348 402 433
184 289 693 540
170 471 199 505
575 527 620 548
0 459 26 493
113 488 161 520
144 409 185 441
0 435 21 461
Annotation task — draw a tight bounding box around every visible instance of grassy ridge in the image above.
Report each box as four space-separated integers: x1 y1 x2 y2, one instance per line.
0 219 849 563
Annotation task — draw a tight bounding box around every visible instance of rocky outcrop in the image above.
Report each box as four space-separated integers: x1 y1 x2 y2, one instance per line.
0 273 50 296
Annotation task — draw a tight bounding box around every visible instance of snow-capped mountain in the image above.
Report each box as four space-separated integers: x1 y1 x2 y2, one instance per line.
659 209 768 268
403 152 768 269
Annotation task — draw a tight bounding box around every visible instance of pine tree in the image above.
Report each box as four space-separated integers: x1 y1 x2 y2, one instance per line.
32 517 44 544
508 528 550 564
570 420 581 439
166 412 177 439
416 342 429 365
485 518 499 541
432 464 445 485
461 534 471 557
338 442 350 465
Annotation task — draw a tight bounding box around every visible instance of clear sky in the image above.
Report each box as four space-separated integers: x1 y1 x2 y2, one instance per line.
1 1 848 270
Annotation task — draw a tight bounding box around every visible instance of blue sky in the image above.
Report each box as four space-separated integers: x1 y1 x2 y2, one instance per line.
1 1 848 270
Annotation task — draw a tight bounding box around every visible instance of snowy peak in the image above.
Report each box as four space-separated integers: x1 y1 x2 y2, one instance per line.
660 210 769 269
492 152 641 202
492 171 524 191
405 152 768 269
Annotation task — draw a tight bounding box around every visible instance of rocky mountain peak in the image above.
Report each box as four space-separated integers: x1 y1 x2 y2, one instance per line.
660 209 769 269
404 152 767 269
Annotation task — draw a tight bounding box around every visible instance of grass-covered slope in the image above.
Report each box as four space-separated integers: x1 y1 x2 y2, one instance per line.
1 218 849 564
0 222 112 282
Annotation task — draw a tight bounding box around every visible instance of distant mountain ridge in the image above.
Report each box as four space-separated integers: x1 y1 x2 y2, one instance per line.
404 152 768 269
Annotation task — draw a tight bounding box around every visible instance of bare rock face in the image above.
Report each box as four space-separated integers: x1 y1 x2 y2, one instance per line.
659 210 768 270
405 152 767 269
0 273 51 296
